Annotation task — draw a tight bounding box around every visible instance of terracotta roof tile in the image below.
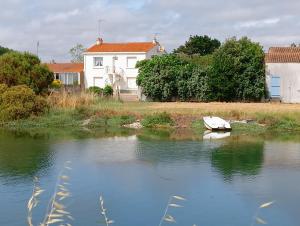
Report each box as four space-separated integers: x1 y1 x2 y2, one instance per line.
46 63 83 73
266 47 300 63
86 42 157 53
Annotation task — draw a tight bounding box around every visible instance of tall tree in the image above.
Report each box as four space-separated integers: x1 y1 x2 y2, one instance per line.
0 52 53 94
174 35 221 56
209 37 266 102
69 44 85 63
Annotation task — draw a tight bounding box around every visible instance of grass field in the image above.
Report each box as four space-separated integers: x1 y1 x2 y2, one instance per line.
2 92 300 132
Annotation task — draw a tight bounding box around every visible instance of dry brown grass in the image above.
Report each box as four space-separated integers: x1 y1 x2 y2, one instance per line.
47 91 98 109
146 102 300 117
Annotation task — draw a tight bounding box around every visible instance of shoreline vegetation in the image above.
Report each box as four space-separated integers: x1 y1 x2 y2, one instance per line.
1 93 300 136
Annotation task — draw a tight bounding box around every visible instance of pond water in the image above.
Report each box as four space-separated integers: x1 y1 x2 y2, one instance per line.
0 128 300 226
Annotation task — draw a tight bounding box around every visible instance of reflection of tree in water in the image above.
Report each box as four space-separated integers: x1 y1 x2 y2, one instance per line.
211 137 264 181
0 128 137 183
0 130 53 183
135 139 211 164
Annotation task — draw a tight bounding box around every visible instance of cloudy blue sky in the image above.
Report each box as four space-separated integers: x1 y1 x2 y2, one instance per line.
1 0 300 62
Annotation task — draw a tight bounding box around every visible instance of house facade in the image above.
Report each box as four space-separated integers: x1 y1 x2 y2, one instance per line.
47 63 84 89
83 38 165 98
265 47 300 103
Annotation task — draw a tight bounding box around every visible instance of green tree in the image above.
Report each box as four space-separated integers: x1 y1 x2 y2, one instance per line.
0 52 53 94
137 54 210 101
174 35 221 56
136 54 186 101
69 44 85 63
0 45 12 55
209 37 266 102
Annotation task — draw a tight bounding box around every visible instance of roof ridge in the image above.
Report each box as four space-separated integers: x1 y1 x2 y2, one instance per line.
86 42 157 53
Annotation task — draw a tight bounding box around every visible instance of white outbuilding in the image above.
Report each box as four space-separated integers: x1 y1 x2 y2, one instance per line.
265 47 300 103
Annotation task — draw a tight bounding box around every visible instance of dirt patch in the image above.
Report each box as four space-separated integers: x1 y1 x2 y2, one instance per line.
171 114 199 128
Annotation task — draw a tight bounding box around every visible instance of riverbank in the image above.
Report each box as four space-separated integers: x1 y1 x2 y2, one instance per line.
1 98 300 133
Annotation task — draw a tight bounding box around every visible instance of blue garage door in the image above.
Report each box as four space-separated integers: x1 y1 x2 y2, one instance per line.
271 76 280 98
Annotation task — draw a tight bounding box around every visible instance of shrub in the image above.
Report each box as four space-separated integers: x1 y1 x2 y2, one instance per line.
141 112 173 128
103 85 113 96
50 79 62 89
0 85 48 121
0 52 53 94
0 84 8 103
88 86 103 95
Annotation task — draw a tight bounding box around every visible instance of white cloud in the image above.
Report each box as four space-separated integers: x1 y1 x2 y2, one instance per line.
44 9 80 23
1 0 300 61
236 18 280 28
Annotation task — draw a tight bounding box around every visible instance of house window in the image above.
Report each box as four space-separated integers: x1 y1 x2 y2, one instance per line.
59 73 65 84
55 73 59 80
127 57 137 68
94 57 103 67
59 73 79 85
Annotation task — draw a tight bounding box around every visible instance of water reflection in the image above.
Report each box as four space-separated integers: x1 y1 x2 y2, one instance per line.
211 136 264 180
0 130 53 183
0 128 300 226
203 131 231 140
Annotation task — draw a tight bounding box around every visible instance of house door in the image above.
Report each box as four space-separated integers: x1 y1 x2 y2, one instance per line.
271 76 280 98
93 77 104 88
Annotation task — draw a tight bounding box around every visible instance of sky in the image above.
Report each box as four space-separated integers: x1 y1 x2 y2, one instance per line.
1 0 300 62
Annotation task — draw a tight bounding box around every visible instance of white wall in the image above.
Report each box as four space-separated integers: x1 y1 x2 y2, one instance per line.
266 63 300 103
83 45 163 92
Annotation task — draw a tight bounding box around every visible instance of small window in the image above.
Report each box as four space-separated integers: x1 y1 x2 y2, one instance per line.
94 57 103 67
59 73 66 84
73 73 79 85
127 57 137 68
67 73 74 85
55 73 59 80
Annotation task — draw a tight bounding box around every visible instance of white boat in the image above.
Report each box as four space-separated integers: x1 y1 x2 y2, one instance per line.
203 116 231 131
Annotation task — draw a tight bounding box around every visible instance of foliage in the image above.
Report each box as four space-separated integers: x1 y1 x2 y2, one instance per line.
174 35 221 56
50 79 62 89
0 51 54 94
0 85 48 121
137 54 210 101
178 54 213 68
209 37 266 101
88 86 103 95
103 85 113 96
137 54 187 101
141 112 173 128
0 45 12 56
69 43 85 63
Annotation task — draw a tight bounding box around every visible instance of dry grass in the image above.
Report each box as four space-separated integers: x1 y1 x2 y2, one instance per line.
159 195 186 226
145 102 300 117
27 161 73 226
44 92 300 129
47 91 98 109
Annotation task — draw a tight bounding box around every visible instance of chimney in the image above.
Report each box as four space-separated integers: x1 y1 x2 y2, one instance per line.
96 38 103 45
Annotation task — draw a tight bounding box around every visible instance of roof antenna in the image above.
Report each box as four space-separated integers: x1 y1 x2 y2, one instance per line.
153 33 160 43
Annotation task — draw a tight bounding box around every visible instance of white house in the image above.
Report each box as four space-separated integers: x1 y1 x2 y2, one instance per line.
265 47 300 103
83 38 165 99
